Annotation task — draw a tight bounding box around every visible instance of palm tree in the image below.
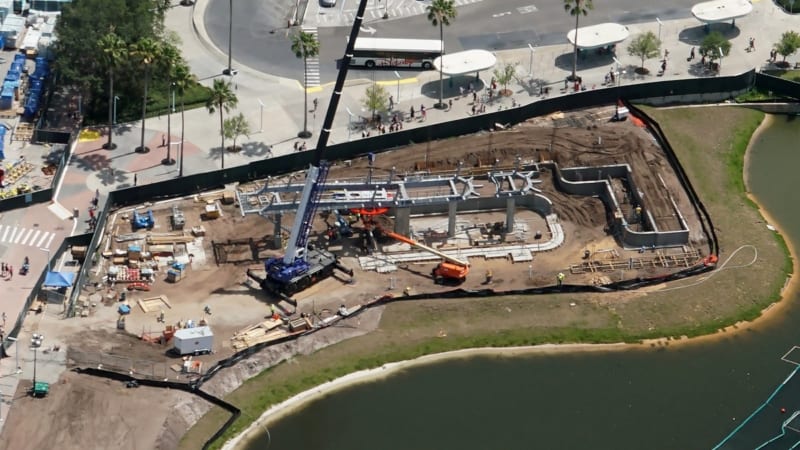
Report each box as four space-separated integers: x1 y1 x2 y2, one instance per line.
206 78 238 169
564 0 593 81
131 37 161 153
98 31 127 150
426 0 457 109
160 43 182 165
173 63 195 177
290 30 320 139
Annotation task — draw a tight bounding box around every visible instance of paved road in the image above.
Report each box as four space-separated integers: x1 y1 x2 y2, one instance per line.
205 0 704 83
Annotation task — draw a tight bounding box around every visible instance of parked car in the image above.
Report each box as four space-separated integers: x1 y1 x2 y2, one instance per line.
320 0 336 7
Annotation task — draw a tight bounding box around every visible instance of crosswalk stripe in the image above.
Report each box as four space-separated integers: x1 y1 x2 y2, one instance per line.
8 227 18 243
20 229 33 246
36 232 49 248
29 230 41 247
14 228 26 243
0 225 4 241
1 226 8 242
45 233 55 249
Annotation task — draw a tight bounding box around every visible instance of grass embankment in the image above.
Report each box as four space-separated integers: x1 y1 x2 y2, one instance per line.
179 107 791 450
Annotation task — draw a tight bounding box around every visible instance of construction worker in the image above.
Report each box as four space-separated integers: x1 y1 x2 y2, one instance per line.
158 309 165 323
204 305 212 315
557 272 565 287
404 286 412 297
485 269 493 284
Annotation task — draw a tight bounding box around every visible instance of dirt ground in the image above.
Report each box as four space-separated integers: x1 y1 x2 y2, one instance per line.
0 107 712 450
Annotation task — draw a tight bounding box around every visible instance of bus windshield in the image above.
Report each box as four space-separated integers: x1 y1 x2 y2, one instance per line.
349 37 443 70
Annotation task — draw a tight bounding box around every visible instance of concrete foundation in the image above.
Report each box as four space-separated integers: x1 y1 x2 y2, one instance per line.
448 201 458 237
506 197 515 232
394 207 410 236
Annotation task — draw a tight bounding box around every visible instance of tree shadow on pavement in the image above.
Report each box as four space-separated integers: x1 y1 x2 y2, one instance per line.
678 24 741 46
419 74 486 103
239 141 273 158
73 153 112 173
95 167 133 187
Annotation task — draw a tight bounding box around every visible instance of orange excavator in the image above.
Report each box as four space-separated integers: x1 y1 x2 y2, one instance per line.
378 228 470 283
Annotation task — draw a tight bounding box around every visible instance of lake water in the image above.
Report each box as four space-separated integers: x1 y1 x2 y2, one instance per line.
246 114 800 450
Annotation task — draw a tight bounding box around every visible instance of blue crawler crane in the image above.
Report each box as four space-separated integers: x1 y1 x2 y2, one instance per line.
245 1 370 299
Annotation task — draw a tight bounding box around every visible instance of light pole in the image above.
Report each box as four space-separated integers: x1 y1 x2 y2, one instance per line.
6 336 20 373
258 99 265 133
381 0 388 19
528 44 535 78
346 107 355 141
38 247 50 272
656 18 663 44
394 71 401 103
225 0 233 76
113 95 119 125
613 57 622 86
718 47 724 71
171 84 176 113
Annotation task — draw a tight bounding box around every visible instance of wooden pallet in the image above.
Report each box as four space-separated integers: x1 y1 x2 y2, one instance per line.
137 295 172 313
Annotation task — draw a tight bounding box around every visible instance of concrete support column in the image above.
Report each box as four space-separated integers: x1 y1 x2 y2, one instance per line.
394 207 411 236
448 201 458 237
273 213 283 249
506 197 516 232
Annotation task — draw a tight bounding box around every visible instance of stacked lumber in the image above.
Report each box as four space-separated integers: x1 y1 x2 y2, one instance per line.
146 232 195 245
230 318 297 350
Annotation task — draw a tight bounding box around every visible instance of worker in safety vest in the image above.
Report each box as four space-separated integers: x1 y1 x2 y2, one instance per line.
557 272 565 287
485 269 493 284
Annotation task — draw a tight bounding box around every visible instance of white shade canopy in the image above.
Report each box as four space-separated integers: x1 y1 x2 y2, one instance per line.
433 50 497 76
566 23 629 50
691 0 753 23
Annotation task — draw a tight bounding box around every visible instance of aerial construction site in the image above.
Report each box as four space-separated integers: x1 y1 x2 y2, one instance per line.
2 106 716 450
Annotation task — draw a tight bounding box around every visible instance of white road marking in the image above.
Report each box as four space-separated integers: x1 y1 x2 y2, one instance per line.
20 229 34 246
36 232 49 248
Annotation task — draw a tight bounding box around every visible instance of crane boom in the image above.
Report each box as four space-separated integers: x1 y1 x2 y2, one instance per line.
381 229 470 268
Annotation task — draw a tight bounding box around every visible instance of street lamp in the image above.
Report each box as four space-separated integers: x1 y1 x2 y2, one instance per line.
394 71 401 104
258 99 264 133
225 0 233 76
6 336 20 373
346 107 355 141
171 83 176 113
528 44 535 79
380 0 388 19
656 18 663 44
613 57 622 86
718 47 724 71
113 95 119 125
38 247 50 272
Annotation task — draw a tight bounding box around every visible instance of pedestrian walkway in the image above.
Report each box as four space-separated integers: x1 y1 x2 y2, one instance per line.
302 26 321 88
0 225 56 249
306 0 485 27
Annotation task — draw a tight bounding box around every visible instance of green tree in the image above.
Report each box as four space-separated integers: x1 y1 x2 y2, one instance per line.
699 31 731 63
173 63 196 177
159 42 182 164
426 0 457 109
492 64 516 95
223 113 251 152
206 79 239 169
291 30 320 139
564 0 593 81
54 0 165 118
627 31 661 71
98 30 128 150
131 37 161 153
774 31 800 63
362 84 389 120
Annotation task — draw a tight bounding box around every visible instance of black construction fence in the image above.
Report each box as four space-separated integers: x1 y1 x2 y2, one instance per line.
10 69 800 448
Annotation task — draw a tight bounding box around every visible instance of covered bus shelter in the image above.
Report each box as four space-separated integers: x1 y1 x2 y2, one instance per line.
433 49 497 84
567 23 629 55
691 0 753 29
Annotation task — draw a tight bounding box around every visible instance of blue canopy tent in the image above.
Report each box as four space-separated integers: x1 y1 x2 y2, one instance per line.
43 271 75 288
